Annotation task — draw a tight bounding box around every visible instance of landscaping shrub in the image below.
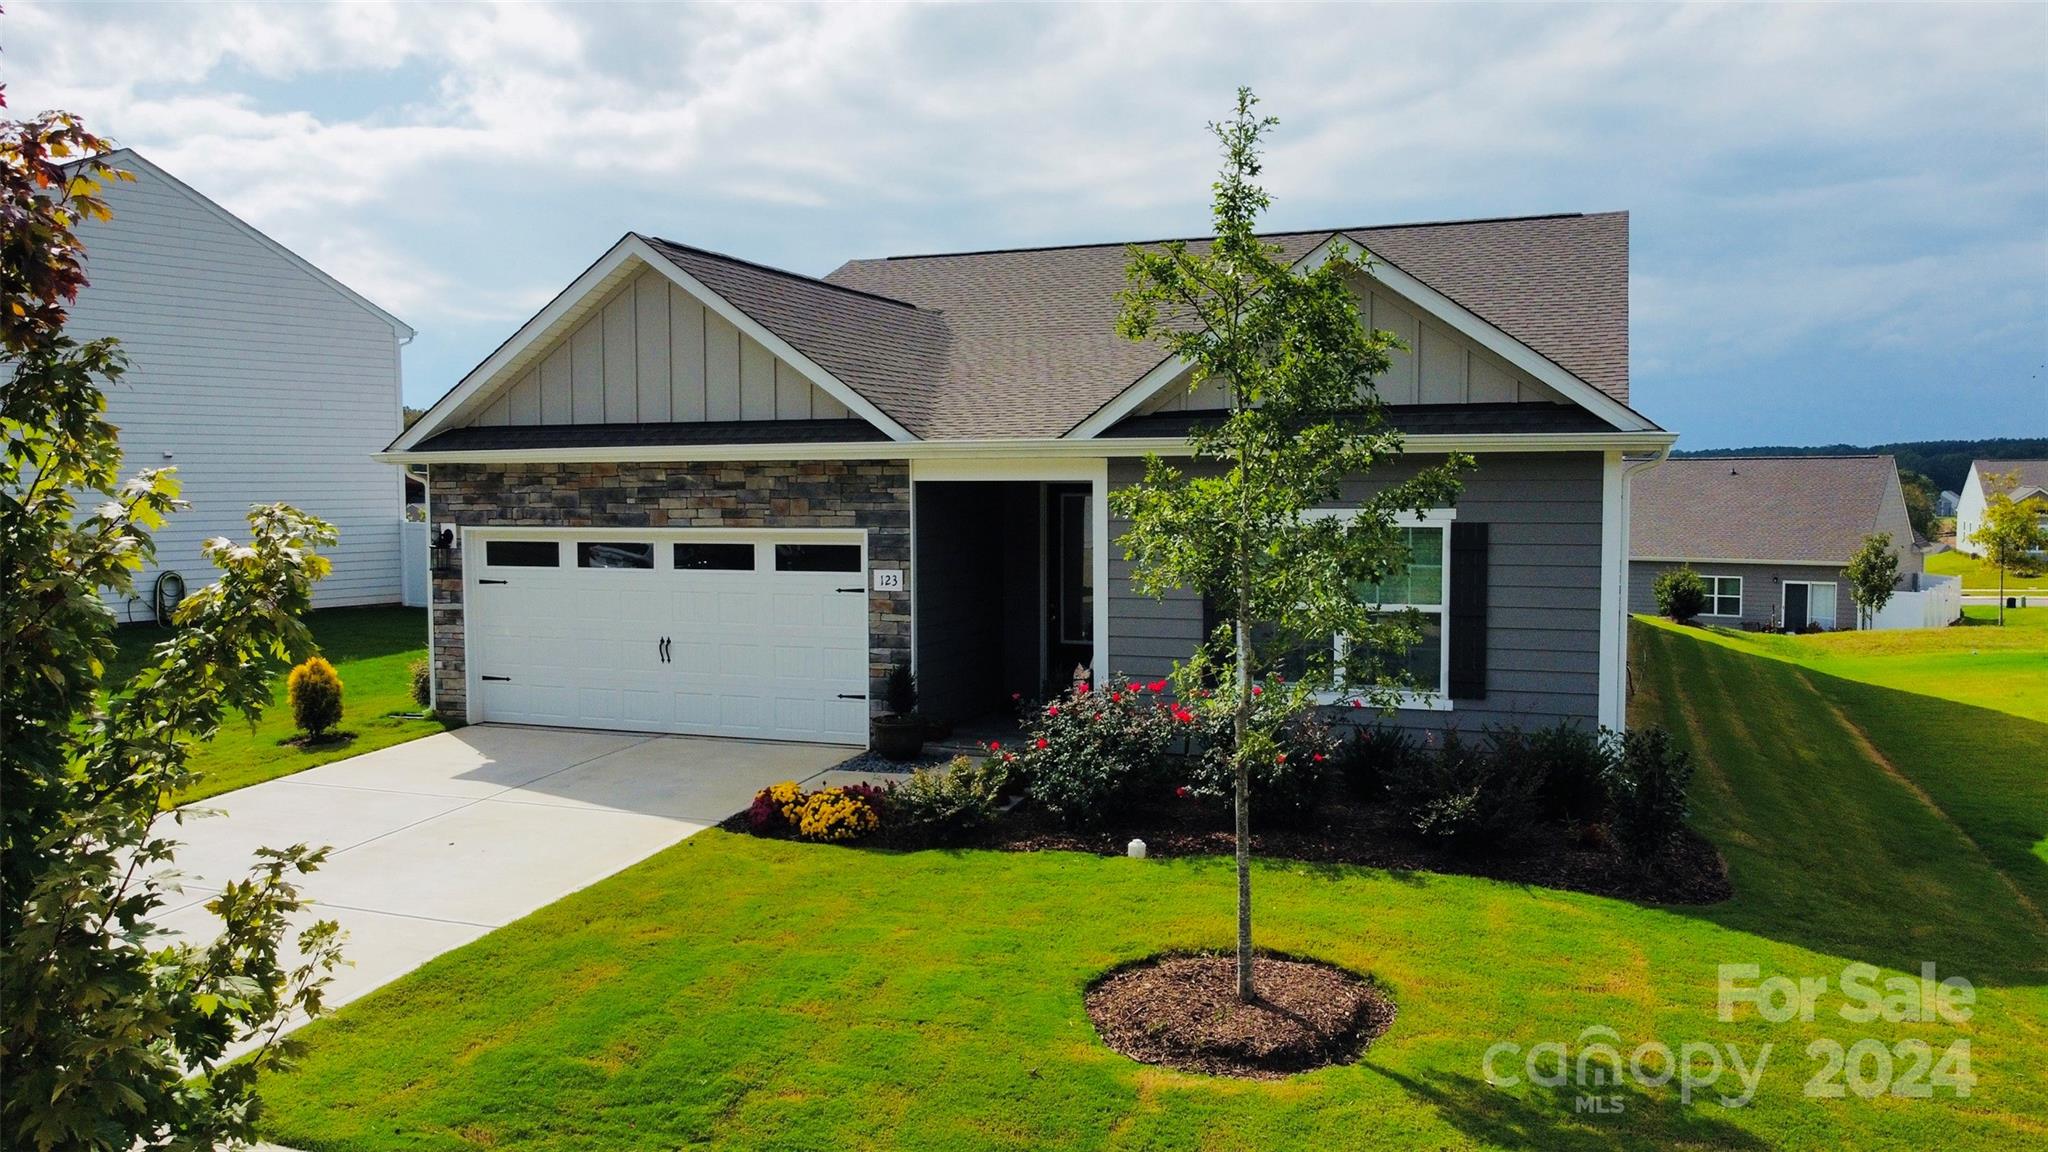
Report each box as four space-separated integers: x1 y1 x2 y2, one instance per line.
882 662 917 717
1609 727 1696 860
1526 722 1615 825
1385 728 1543 856
1186 708 1337 825
1016 675 1178 828
794 786 881 842
1333 723 1418 800
409 657 432 710
1653 567 1708 623
747 780 806 832
286 655 343 738
893 755 1009 843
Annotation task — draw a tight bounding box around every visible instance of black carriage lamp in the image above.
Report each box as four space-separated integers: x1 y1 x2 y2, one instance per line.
431 528 457 576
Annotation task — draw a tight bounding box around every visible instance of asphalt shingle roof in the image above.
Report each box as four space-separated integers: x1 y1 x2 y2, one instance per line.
821 213 1630 438
1630 456 1904 565
1971 459 2048 496
621 214 1630 440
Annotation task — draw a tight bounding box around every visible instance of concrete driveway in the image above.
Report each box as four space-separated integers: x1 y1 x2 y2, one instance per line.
154 725 850 1026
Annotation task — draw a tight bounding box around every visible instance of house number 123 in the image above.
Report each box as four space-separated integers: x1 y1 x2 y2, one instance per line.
871 569 905 592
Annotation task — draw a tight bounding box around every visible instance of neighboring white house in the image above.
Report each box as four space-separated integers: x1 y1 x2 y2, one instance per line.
66 150 415 621
1953 459 2048 557
1936 489 1961 518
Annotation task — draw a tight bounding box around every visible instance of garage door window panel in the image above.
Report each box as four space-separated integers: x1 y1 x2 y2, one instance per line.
578 542 654 569
775 543 862 572
485 540 560 568
674 543 755 571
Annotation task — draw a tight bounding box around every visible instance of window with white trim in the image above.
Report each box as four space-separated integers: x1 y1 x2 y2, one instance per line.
1701 575 1742 617
1307 509 1455 707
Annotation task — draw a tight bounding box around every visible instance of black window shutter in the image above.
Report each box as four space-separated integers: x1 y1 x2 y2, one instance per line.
1448 522 1488 700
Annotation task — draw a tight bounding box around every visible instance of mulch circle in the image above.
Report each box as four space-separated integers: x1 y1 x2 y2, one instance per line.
1086 952 1397 1079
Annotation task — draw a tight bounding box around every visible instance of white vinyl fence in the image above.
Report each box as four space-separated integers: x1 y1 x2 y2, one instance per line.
1868 573 1962 630
399 519 429 608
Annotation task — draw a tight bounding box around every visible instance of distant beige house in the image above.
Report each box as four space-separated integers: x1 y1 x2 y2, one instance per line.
1628 456 1938 631
1953 459 2048 557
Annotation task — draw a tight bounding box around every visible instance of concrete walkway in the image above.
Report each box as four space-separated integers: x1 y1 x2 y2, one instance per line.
155 725 851 1029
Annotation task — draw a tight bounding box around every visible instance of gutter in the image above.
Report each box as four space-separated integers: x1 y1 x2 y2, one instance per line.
374 430 1681 467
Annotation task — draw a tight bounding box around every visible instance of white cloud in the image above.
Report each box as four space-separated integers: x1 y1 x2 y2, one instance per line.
4 1 2042 436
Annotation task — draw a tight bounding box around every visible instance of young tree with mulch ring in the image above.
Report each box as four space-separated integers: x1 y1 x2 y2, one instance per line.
1112 87 1467 1003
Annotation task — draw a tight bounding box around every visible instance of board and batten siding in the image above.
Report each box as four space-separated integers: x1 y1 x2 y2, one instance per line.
68 158 408 619
1108 451 1607 731
1142 277 1571 413
468 267 850 428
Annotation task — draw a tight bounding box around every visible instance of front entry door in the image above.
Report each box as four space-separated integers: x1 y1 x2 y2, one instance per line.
1045 484 1094 690
1784 582 1809 632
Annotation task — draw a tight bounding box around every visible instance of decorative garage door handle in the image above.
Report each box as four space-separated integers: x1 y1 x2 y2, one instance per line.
481 675 510 682
657 637 671 663
837 693 867 700
478 578 508 585
835 586 863 593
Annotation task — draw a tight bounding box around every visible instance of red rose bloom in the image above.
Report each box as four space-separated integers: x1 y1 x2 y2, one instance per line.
1035 737 1048 750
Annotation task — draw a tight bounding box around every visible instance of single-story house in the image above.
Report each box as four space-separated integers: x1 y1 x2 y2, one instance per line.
383 213 1675 746
1628 455 1924 631
69 149 416 621
1953 459 2048 557
1936 489 1961 519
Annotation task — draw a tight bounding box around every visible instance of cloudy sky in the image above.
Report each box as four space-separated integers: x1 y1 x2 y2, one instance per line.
7 2 2044 448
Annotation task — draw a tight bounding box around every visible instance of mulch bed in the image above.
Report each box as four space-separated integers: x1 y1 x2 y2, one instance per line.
988 797 1732 905
723 791 1731 907
1085 952 1397 1079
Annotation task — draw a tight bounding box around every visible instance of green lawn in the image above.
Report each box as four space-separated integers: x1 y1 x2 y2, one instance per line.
1668 605 2046 726
255 620 2048 1151
1925 549 2048 593
110 605 452 805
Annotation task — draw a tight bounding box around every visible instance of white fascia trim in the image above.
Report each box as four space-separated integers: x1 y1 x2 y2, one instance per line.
376 430 1679 467
1067 353 1195 439
392 236 644 452
1303 234 1656 434
1632 556 1849 568
1066 232 1659 439
392 236 916 453
631 236 916 443
100 149 414 339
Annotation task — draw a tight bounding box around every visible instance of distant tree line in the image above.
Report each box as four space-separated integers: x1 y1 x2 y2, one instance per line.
1672 438 2047 495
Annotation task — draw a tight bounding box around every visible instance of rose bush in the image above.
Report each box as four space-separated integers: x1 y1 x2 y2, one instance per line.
1015 675 1182 828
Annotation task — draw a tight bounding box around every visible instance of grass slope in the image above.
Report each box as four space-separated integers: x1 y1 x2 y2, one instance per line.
1675 606 2046 726
257 623 2048 1151
109 605 451 805
1925 550 2048 593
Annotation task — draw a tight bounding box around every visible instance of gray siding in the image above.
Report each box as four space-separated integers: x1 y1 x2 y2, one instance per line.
1109 451 1607 731
1628 560 1853 631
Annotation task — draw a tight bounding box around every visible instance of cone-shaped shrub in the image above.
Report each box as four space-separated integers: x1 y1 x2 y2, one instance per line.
287 655 344 737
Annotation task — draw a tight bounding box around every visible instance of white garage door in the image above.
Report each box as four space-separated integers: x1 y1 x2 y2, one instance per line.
465 530 870 744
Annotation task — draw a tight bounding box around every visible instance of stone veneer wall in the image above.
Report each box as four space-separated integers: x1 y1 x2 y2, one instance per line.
426 460 911 717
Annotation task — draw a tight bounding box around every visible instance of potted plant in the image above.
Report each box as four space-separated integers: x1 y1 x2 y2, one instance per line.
870 663 924 761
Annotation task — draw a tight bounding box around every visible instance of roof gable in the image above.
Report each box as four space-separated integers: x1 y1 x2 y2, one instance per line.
393 236 915 451
88 149 412 338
